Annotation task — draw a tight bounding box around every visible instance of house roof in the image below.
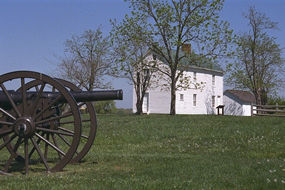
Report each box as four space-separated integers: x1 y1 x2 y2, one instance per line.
224 90 256 104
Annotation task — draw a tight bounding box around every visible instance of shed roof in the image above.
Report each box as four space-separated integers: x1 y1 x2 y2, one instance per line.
224 90 256 104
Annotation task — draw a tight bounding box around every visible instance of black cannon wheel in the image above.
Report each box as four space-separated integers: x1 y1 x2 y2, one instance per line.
55 79 97 163
0 71 81 174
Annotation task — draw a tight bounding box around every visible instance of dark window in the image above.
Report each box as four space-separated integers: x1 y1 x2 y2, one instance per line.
143 69 150 80
180 94 184 101
212 96 215 107
193 94 197 106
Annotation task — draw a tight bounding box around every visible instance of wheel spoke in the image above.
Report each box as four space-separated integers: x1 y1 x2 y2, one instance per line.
51 134 62 159
21 78 28 116
0 134 17 151
0 84 21 117
0 128 13 137
44 133 49 159
57 134 78 155
35 133 65 156
37 127 74 137
0 121 13 126
35 95 63 119
58 127 88 139
28 132 45 159
4 137 22 172
31 137 50 172
35 112 72 125
0 108 16 121
24 138 29 175
31 82 46 117
59 119 90 125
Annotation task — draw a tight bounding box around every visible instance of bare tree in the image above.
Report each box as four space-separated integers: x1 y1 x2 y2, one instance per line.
58 28 114 91
226 7 284 105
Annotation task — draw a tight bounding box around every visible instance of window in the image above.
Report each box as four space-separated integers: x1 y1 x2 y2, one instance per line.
212 75 215 86
152 54 157 60
193 72 197 82
217 96 221 106
180 94 184 101
193 94 197 106
212 96 215 108
143 69 150 80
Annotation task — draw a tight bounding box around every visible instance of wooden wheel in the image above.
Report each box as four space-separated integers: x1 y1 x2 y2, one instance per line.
55 78 97 163
20 78 98 163
0 71 81 174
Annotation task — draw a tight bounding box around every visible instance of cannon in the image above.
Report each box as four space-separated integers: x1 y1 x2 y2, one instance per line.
0 71 123 175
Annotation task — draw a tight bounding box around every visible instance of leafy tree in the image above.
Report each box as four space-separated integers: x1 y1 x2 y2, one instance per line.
58 28 114 91
226 7 284 105
122 0 232 115
111 15 159 115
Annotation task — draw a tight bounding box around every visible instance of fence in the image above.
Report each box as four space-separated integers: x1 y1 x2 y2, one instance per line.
251 103 285 117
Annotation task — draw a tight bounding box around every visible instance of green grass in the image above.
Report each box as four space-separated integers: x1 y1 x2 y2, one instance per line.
0 114 284 189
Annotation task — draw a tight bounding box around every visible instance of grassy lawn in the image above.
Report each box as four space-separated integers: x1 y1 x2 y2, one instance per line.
0 114 284 189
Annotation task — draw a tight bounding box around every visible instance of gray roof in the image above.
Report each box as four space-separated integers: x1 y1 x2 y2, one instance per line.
224 90 256 104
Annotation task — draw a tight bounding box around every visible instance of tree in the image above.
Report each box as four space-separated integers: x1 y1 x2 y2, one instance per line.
123 0 232 115
58 28 114 91
111 15 158 115
226 7 284 105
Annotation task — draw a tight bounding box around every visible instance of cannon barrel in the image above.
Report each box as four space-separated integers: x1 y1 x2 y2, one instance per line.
0 89 123 108
68 90 123 102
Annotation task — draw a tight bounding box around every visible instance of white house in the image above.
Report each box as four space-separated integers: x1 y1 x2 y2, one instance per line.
132 52 224 115
223 90 256 116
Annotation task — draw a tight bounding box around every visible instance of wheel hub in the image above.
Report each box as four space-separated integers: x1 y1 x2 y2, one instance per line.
14 117 35 137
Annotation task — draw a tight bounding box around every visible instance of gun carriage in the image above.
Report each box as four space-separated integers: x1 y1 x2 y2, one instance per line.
0 71 123 175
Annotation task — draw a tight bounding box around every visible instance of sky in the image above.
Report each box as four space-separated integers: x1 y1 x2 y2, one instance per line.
0 0 284 108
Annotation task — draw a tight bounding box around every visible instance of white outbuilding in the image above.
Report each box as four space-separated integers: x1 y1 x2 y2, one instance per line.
223 90 256 116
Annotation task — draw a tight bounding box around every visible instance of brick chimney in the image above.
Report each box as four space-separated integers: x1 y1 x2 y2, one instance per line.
181 44 191 54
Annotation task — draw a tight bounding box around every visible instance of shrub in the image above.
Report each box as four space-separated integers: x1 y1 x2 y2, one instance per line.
267 95 285 105
94 100 117 114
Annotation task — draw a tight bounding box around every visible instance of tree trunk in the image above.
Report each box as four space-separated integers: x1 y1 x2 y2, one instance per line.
136 98 144 115
135 72 143 115
89 63 96 91
254 90 262 114
261 89 268 105
136 101 143 115
170 80 176 115
256 91 262 106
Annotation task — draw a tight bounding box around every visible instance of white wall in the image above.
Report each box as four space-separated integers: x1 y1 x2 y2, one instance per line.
175 67 223 115
224 95 243 116
133 54 224 115
242 104 252 116
149 90 171 114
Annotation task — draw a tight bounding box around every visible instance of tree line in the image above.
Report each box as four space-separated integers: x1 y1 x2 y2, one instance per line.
57 0 284 115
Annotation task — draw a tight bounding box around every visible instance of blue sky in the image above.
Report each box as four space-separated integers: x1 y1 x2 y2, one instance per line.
0 0 284 108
